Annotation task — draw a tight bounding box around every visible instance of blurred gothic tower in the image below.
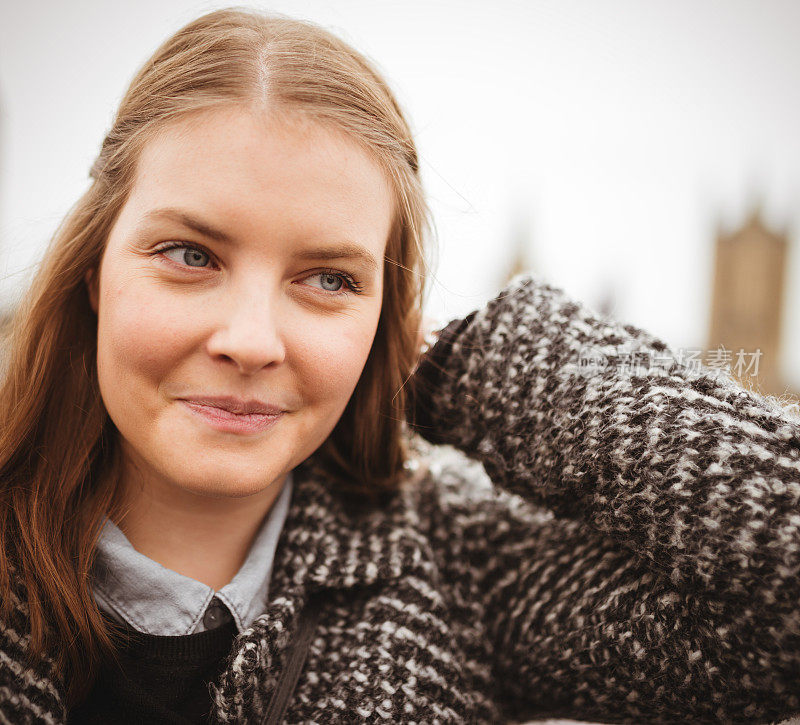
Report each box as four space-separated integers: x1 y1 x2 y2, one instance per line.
707 208 790 396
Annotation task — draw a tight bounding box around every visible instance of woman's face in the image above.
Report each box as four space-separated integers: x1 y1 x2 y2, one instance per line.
88 106 394 501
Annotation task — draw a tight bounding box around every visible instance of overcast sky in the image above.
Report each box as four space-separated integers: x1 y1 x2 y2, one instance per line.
1 0 799 390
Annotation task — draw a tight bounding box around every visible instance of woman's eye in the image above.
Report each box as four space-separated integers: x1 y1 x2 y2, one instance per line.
304 272 349 293
160 244 212 268
317 273 344 292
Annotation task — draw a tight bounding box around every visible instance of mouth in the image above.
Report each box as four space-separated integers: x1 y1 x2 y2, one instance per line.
178 397 285 435
180 395 285 415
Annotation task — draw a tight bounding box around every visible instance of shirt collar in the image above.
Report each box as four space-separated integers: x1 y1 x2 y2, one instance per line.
91 472 294 636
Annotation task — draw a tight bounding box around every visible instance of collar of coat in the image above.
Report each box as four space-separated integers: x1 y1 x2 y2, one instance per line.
269 454 432 595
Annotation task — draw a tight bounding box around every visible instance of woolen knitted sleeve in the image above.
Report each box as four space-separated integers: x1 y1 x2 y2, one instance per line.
409 272 800 723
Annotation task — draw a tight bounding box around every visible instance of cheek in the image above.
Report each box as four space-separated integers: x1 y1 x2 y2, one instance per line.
290 310 379 403
96 283 198 388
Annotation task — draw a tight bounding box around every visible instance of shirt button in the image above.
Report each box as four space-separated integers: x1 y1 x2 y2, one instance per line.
203 597 230 630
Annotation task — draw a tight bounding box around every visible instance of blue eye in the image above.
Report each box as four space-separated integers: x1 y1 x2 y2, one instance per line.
318 273 344 292
161 244 211 267
303 271 362 296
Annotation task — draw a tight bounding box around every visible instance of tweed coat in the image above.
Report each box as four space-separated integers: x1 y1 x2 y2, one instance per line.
2 272 800 724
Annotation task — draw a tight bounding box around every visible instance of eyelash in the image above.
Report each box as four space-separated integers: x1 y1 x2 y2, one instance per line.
151 241 364 296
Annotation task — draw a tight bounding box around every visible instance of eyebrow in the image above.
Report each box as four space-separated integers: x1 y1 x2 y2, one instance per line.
140 207 380 274
142 208 233 243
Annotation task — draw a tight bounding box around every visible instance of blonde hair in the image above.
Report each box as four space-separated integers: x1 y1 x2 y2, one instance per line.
0 8 429 706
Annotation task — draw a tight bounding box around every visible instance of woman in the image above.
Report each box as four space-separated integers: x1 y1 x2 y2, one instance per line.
1 8 799 724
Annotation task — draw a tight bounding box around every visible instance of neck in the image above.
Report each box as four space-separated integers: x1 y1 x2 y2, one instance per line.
112 465 287 591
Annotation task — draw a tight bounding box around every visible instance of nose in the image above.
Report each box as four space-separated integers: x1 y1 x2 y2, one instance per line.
205 287 287 375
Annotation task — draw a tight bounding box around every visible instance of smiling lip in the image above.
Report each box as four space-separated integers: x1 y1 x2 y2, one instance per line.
180 395 285 415
179 396 285 434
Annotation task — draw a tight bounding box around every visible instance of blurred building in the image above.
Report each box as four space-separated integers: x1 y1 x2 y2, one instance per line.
707 208 791 397
500 203 796 403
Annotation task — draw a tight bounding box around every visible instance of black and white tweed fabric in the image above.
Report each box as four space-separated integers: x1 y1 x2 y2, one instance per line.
2 272 800 724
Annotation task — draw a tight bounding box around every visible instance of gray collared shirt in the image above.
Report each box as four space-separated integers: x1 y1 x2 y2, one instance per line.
91 474 293 636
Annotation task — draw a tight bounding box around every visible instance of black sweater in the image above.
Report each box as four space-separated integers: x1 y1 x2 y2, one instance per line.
67 612 236 724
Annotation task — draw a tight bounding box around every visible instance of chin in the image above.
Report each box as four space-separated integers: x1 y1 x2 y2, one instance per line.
191 485 266 500
168 468 283 500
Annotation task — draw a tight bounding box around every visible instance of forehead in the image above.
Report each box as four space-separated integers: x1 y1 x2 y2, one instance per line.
122 106 396 259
